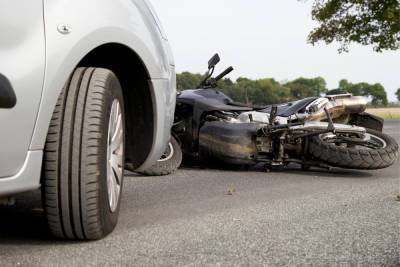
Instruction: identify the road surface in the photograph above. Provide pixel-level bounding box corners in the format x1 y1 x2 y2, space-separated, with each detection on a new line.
1 120 399 266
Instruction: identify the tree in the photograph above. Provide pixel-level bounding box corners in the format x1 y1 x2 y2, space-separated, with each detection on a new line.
176 72 389 106
327 80 388 106
308 0 400 52
285 77 328 99
396 88 400 101
364 83 388 106
176 72 204 90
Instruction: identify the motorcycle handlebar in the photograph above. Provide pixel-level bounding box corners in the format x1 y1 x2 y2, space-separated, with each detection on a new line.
215 66 234 82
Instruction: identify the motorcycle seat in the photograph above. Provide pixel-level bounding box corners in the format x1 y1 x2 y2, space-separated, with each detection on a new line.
260 97 318 117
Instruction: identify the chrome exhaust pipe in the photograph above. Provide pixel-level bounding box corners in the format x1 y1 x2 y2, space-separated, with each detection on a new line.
290 122 366 135
307 95 367 121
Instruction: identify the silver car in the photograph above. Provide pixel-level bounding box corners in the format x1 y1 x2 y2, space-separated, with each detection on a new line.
0 0 176 240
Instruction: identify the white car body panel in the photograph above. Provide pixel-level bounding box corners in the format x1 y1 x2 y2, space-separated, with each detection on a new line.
0 0 176 196
0 0 45 177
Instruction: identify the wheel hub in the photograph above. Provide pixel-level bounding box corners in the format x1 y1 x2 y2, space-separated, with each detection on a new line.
107 100 124 213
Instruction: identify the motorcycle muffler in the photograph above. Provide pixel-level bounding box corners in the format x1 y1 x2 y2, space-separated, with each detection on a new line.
306 95 367 121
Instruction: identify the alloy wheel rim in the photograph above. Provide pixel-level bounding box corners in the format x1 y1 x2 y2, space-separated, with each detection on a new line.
363 133 387 149
158 142 174 162
320 132 387 150
107 99 124 213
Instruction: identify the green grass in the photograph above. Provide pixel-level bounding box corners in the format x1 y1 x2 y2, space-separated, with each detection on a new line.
380 114 400 120
366 108 400 120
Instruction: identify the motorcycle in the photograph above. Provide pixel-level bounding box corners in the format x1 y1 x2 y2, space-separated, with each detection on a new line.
143 54 398 175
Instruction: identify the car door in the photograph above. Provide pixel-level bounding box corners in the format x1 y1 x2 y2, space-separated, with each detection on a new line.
0 0 45 177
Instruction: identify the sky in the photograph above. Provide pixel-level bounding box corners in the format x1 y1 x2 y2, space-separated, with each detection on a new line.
151 0 400 102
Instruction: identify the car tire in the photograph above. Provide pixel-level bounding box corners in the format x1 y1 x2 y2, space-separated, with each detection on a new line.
42 67 125 240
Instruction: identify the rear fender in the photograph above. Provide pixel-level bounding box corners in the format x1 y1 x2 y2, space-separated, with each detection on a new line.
349 112 384 132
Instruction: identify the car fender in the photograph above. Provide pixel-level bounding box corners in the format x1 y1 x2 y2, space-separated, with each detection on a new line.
30 0 173 150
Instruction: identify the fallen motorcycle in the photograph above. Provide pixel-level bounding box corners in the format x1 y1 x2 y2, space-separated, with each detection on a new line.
143 54 398 175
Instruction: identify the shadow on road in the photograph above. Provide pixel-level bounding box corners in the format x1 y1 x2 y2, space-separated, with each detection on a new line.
0 165 375 243
276 165 374 179
0 190 54 245
180 163 374 179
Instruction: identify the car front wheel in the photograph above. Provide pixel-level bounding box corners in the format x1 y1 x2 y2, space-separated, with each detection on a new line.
42 67 125 240
140 136 182 176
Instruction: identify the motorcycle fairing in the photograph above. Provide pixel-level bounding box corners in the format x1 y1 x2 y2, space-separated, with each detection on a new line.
199 121 260 165
176 89 252 154
177 89 252 112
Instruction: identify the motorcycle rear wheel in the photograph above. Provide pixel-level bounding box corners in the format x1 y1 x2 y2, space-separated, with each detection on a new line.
308 129 398 170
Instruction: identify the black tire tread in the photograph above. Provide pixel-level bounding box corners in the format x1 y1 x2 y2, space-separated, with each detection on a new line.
141 137 182 176
42 67 123 240
308 128 399 170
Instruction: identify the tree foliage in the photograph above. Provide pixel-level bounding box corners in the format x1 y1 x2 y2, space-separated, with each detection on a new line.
308 0 400 52
176 72 204 90
326 79 388 105
177 72 389 106
284 77 328 98
396 88 400 101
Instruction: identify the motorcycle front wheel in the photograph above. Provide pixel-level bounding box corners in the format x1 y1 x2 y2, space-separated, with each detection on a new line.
140 136 182 176
308 129 398 170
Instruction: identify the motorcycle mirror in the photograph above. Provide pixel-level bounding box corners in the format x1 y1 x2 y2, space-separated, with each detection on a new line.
208 53 220 70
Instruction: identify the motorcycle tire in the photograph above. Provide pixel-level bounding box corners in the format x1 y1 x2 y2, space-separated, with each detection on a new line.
308 128 398 170
141 136 182 176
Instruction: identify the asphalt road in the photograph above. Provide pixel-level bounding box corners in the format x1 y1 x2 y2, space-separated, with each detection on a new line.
1 121 399 266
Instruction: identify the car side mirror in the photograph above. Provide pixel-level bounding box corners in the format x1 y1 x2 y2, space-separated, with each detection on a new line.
208 53 220 70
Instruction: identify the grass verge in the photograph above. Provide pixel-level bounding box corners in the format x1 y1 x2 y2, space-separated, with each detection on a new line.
366 108 400 120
